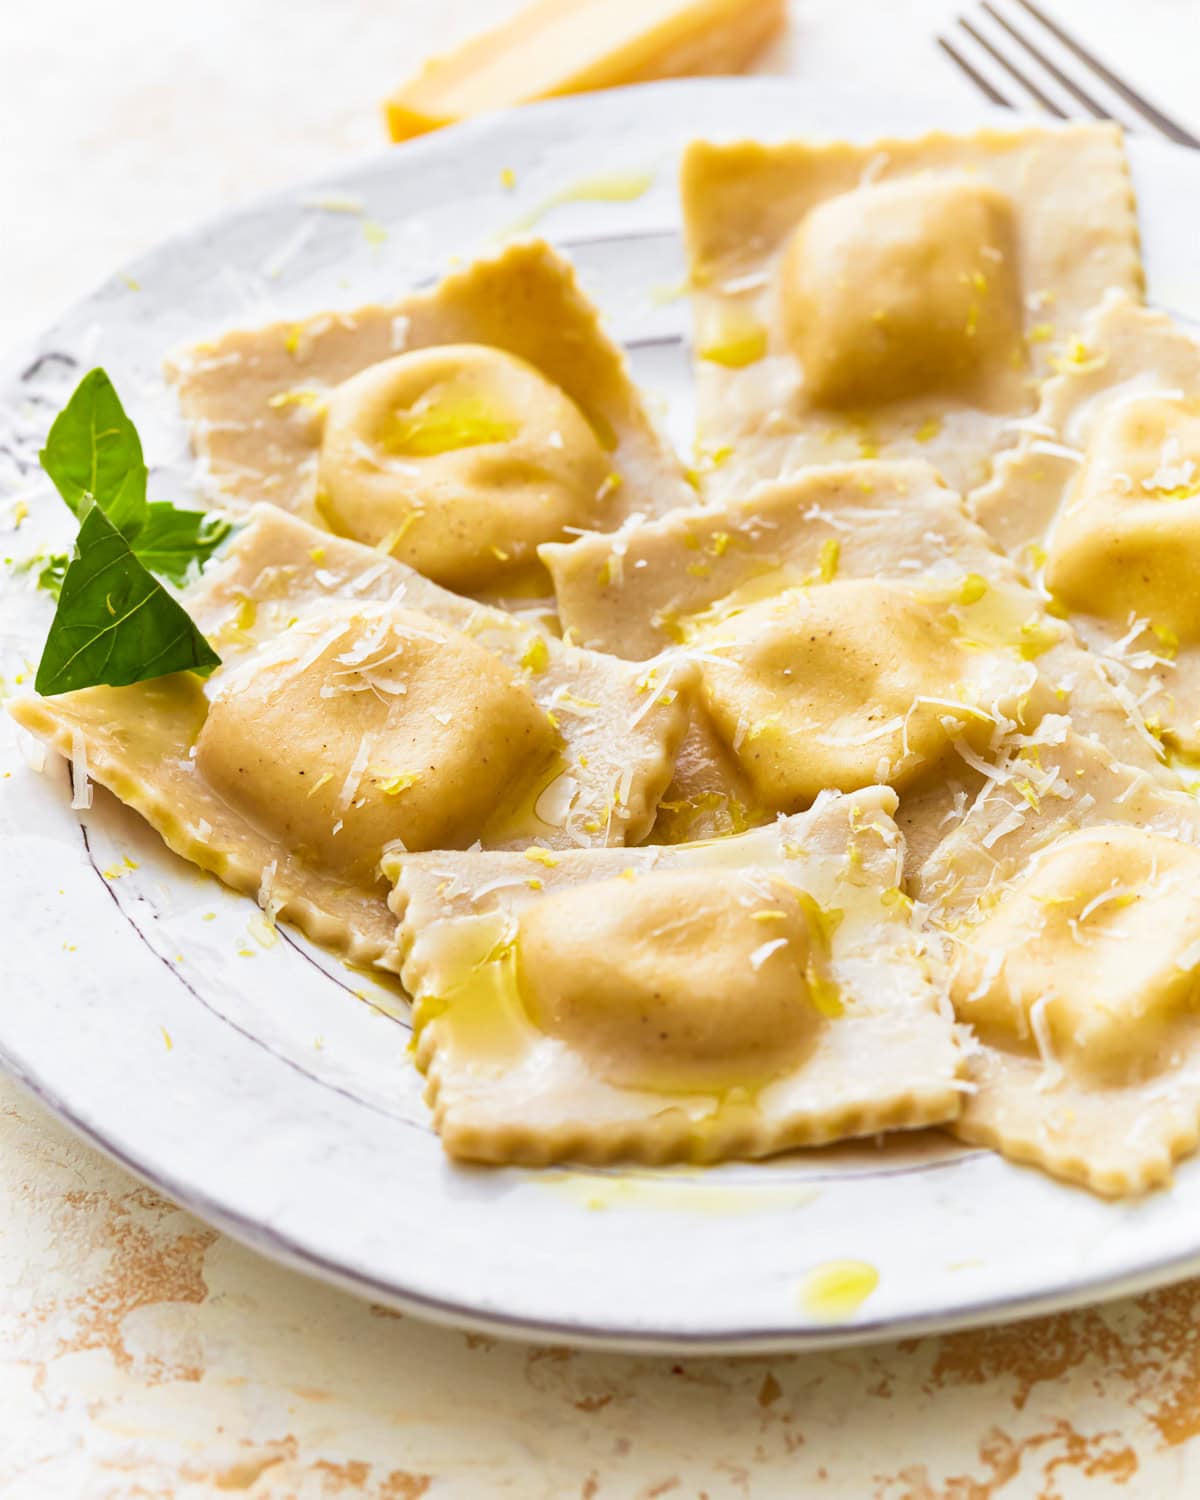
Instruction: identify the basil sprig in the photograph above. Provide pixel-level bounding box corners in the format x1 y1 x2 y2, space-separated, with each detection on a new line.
32 369 226 695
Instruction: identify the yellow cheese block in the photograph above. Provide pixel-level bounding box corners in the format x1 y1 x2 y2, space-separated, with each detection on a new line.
385 0 787 142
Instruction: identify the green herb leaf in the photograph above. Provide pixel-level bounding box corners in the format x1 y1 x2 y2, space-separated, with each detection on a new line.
37 552 70 600
11 549 71 600
39 368 147 535
29 367 228 693
133 504 232 585
35 503 220 696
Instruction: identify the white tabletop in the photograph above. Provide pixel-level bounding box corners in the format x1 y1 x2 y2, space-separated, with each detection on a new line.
5 2 1200 1495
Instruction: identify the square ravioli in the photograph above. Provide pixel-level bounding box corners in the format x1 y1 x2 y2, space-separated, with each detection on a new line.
542 460 1168 854
680 124 1142 498
920 723 1200 1196
385 787 964 1165
167 239 693 598
972 288 1200 756
8 506 690 967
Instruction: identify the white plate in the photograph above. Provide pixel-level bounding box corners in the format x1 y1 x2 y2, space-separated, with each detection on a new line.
4 79 1200 1354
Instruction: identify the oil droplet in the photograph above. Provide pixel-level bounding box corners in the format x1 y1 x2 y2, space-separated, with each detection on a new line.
383 392 517 457
499 169 655 236
649 276 690 307
541 1170 820 1216
797 1259 879 1322
553 170 656 205
698 317 768 368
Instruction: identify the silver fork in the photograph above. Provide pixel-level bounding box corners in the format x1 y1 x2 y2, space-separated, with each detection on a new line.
938 0 1200 147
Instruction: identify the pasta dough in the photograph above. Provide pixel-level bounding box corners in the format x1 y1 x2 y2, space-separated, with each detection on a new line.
779 175 1023 409
195 603 559 880
542 460 1168 853
681 124 1142 498
690 578 1030 809
317 345 614 592
167 240 692 596
16 124 1189 1200
920 723 1200 1195
8 506 691 965
972 289 1200 755
385 787 964 1164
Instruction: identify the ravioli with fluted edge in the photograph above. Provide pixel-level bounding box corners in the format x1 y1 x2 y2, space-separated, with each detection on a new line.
166 239 692 597
542 460 1167 854
972 288 1200 756
384 787 963 1165
14 122 1191 1203
681 124 1142 499
8 505 692 966
920 721 1200 1195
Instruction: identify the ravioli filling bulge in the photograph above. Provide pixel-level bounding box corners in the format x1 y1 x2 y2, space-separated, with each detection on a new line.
680 125 1142 499
318 344 612 592
1046 395 1200 643
386 791 963 1164
779 174 1024 409
688 578 1034 809
514 869 831 1092
196 600 559 880
952 827 1200 1080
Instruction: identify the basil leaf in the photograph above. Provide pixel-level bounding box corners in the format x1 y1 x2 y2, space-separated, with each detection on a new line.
35 503 220 695
133 504 232 585
37 552 70 600
31 367 225 694
10 549 70 600
39 368 148 536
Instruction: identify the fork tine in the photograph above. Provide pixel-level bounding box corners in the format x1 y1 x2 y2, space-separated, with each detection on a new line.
981 2 1111 121
1011 0 1200 147
957 18 1068 117
937 35 1015 108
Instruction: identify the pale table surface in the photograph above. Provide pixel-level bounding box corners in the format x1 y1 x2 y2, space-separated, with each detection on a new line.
5 2 1200 1495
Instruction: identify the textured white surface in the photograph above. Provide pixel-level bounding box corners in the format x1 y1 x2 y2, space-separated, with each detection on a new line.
6 1 1200 1494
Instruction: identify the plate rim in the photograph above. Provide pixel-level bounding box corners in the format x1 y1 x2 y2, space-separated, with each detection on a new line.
10 1050 1200 1355
5 75 1200 1353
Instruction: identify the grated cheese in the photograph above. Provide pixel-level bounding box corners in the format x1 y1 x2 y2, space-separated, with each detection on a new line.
16 729 46 774
1029 994 1065 1091
1078 884 1137 923
951 737 1009 782
1028 439 1084 463
815 715 905 749
260 221 316 281
748 937 789 971
981 804 1026 848
337 733 375 813
1142 434 1196 495
534 773 579 828
69 731 92 811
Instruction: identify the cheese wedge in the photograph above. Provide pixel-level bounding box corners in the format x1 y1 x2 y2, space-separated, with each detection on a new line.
384 0 786 142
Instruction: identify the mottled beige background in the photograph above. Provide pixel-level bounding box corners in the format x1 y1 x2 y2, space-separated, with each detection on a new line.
5 2 1200 1495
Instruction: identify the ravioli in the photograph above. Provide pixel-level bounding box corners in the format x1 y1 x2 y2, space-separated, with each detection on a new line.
384 787 963 1164
691 578 1027 810
195 603 558 881
972 289 1200 755
920 723 1200 1195
681 124 1142 498
542 460 1168 854
167 239 692 596
8 506 691 966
